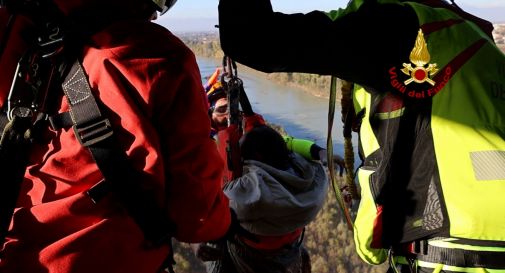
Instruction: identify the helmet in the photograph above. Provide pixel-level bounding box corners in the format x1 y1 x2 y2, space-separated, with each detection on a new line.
204 68 221 92
152 0 177 15
207 81 227 107
204 68 227 106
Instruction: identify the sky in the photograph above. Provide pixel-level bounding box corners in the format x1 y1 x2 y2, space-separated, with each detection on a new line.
156 0 505 32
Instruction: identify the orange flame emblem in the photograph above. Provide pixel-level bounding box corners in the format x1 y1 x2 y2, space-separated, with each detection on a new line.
401 29 438 86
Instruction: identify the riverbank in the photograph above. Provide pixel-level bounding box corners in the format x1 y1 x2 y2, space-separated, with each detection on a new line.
236 63 335 100
180 33 336 100
198 54 335 100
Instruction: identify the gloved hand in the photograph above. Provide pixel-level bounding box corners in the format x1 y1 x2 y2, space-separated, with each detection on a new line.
318 150 345 176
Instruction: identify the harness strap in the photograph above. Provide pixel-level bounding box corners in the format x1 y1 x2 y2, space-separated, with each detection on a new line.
47 112 73 131
61 62 113 146
420 245 505 269
62 60 175 247
397 240 505 269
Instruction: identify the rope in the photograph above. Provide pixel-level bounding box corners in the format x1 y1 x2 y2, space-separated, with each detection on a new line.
327 76 353 230
340 80 360 200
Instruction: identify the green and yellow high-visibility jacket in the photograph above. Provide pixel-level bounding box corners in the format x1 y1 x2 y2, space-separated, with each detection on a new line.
338 1 505 270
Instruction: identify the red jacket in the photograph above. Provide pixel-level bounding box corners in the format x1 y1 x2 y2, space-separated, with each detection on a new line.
0 9 230 273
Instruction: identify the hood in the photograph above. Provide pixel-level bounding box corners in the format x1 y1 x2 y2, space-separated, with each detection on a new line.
224 153 329 235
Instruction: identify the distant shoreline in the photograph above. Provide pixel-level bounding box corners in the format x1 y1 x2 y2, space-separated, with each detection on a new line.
179 34 334 100
236 63 333 100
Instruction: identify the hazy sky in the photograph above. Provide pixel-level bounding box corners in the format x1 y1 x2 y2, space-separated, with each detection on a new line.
157 0 505 32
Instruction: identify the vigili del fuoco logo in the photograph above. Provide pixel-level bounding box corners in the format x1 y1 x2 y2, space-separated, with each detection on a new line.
389 29 452 99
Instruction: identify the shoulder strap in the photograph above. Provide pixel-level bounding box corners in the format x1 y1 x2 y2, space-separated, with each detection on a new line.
61 60 175 247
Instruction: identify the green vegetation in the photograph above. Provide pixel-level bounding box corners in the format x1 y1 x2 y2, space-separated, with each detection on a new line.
181 32 224 59
265 72 332 99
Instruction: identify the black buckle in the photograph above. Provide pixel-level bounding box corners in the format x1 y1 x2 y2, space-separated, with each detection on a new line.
73 118 113 146
413 240 428 255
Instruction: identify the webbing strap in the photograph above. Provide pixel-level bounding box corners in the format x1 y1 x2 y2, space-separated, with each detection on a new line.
62 61 174 246
396 240 505 270
416 243 505 269
327 76 353 230
47 112 73 131
62 62 113 147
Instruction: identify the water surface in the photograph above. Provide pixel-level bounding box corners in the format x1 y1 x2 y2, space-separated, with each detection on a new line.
198 57 351 156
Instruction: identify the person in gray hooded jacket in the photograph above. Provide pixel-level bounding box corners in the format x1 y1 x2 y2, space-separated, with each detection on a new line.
211 125 328 273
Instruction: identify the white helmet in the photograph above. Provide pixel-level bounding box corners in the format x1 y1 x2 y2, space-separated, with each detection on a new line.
152 0 177 15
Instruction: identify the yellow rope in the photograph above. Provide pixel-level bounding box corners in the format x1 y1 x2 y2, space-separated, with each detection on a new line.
340 80 360 200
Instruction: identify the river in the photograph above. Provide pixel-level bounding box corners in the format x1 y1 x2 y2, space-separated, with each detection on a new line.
197 57 350 156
